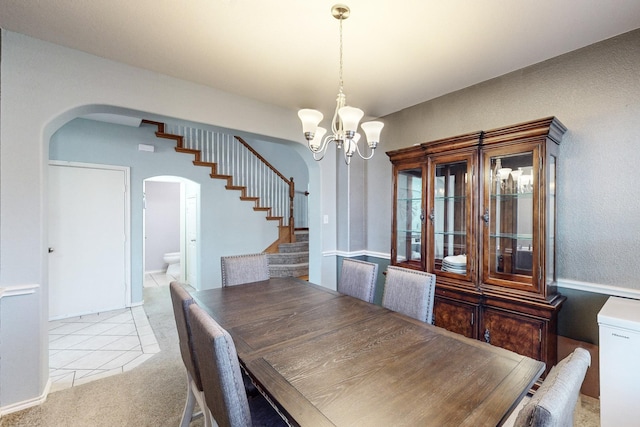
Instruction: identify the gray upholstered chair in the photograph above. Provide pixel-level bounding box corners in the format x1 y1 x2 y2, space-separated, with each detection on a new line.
381 266 436 323
188 304 287 427
512 348 591 427
338 258 379 303
221 253 270 287
169 281 213 427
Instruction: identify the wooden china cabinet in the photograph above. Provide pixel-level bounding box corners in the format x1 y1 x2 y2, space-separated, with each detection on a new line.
387 117 566 375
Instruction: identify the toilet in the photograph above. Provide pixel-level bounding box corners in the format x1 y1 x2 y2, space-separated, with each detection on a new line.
163 252 181 277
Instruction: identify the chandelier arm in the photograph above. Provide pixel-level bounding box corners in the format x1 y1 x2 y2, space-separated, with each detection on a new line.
331 104 340 137
313 150 328 161
354 142 376 160
308 134 334 155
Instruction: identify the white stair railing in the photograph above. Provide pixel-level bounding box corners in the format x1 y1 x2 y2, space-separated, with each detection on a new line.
167 124 299 229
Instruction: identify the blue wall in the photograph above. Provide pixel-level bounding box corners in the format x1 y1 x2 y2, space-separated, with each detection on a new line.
50 118 308 302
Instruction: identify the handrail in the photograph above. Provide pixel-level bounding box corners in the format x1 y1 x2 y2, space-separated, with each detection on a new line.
235 136 295 239
234 136 291 185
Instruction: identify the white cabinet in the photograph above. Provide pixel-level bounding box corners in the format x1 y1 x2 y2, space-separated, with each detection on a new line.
598 296 640 427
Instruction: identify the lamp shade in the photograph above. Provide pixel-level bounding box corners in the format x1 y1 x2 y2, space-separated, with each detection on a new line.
361 121 384 147
338 106 364 134
298 109 324 136
310 127 327 150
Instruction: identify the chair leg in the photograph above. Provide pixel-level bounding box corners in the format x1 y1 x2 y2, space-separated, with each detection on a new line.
193 386 214 427
180 373 197 427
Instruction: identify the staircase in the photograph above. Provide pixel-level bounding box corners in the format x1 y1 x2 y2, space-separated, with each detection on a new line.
141 119 309 278
141 119 299 245
268 229 309 279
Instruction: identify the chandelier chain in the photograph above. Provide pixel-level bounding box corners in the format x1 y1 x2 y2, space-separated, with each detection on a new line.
339 15 344 93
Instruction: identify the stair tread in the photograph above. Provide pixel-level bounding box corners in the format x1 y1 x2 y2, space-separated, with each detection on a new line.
267 251 309 256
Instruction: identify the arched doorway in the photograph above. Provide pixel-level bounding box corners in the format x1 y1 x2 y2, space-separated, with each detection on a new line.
143 176 200 289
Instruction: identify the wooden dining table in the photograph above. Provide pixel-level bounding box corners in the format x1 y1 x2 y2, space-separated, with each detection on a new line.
192 277 544 426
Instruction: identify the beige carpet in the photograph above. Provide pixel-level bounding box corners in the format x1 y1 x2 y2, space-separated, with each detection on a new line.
0 285 601 426
1 286 205 427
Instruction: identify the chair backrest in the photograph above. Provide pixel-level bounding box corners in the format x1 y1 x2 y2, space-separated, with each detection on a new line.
169 281 202 391
189 303 252 427
382 266 436 323
338 258 379 303
221 253 270 287
514 348 591 427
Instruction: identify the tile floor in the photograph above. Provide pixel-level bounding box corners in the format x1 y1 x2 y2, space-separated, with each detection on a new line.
144 270 178 288
48 273 171 392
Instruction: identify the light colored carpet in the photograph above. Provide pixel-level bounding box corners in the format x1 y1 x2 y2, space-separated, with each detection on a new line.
0 286 601 426
1 286 205 427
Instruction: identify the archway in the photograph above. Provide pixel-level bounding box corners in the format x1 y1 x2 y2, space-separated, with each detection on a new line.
143 176 201 290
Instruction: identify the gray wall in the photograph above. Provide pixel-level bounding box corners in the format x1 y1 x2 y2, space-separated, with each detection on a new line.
144 181 180 272
364 29 640 344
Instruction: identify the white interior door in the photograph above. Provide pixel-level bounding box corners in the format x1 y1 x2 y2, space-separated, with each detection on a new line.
48 163 129 319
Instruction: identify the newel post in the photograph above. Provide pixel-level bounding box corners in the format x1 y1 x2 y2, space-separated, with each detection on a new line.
289 177 295 242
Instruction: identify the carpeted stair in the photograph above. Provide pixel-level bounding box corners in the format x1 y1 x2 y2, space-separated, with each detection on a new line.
267 230 308 279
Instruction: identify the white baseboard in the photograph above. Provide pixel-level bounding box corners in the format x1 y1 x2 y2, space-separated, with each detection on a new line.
0 378 51 416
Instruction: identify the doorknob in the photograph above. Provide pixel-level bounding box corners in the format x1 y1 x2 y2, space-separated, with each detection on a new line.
48 247 55 253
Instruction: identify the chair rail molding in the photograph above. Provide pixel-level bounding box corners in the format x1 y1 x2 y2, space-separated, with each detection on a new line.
0 284 39 299
557 279 640 299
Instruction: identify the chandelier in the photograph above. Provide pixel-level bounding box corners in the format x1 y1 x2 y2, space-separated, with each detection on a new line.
298 4 384 165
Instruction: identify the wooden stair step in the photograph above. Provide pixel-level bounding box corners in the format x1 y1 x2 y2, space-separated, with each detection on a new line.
141 119 165 133
156 132 184 143
193 160 215 167
175 147 200 161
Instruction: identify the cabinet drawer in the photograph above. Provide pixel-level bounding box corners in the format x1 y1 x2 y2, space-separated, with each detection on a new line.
481 308 543 360
434 296 477 339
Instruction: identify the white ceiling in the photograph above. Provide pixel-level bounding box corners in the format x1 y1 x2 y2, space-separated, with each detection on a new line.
2 0 639 119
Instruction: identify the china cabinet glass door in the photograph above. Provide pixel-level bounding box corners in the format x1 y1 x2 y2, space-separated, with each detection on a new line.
483 145 540 291
394 165 425 268
429 153 474 280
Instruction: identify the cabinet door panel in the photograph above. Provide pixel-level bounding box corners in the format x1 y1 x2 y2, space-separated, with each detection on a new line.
392 163 425 269
434 297 477 338
482 145 542 293
429 151 476 282
482 308 542 360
